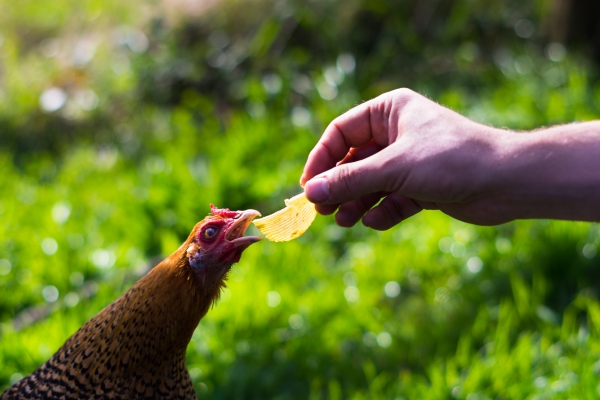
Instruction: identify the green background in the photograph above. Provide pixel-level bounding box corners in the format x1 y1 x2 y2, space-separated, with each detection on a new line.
1 0 600 398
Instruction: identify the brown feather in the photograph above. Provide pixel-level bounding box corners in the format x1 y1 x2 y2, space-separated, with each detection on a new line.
2 210 260 400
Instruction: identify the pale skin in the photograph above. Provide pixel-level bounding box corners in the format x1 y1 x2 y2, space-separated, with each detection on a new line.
300 88 600 230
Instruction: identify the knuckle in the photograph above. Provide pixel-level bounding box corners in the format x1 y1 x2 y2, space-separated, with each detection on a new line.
394 87 414 98
382 88 418 119
390 88 416 104
327 117 342 133
378 155 403 193
386 196 406 221
318 140 337 162
334 164 355 198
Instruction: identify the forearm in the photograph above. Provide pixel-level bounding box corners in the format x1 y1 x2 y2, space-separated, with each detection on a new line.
490 121 600 222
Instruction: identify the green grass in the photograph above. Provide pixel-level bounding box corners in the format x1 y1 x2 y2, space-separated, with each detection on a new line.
1 0 600 398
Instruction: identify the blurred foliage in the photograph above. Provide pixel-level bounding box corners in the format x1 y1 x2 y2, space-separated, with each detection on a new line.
1 0 600 398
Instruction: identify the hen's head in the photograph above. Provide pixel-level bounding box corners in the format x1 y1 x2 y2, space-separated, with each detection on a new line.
184 205 261 287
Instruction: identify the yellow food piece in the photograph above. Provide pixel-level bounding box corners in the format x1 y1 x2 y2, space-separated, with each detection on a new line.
253 192 317 242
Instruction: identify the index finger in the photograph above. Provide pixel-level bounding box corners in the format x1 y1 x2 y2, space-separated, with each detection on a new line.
300 96 390 185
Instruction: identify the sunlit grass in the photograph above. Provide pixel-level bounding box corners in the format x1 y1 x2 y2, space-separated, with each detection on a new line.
1 0 600 398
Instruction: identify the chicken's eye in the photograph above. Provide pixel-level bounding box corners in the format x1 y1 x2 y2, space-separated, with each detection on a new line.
202 226 219 240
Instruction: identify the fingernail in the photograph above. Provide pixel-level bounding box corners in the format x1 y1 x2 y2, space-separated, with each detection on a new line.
305 177 330 203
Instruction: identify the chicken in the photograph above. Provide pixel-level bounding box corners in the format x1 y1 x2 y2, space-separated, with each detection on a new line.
1 205 261 400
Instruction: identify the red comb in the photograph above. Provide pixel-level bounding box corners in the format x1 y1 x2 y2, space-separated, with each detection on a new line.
210 204 239 218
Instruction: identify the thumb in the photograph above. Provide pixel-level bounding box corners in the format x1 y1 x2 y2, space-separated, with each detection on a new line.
304 151 396 205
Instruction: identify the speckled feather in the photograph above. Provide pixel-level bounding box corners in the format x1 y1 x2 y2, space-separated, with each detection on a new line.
1 212 250 400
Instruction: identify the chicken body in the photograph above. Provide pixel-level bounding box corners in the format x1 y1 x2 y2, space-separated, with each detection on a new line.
2 207 261 400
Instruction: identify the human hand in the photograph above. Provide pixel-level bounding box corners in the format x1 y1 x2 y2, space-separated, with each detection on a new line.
300 88 513 229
